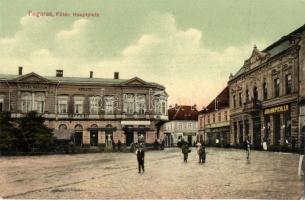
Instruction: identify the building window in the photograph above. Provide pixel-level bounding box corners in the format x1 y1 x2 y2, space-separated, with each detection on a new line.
123 94 135 114
58 96 68 114
199 116 203 128
233 95 236 108
135 94 146 114
90 96 101 114
218 112 221 122
74 96 84 114
21 92 32 113
238 93 242 107
245 89 249 102
178 122 182 131
162 102 166 115
188 122 192 129
0 95 4 112
274 78 280 97
58 124 68 130
253 86 258 101
34 93 45 113
263 82 268 100
285 74 292 95
212 114 215 123
224 111 228 121
207 115 210 124
105 96 114 115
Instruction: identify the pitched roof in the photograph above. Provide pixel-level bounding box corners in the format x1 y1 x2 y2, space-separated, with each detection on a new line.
201 86 229 113
168 105 198 121
230 23 305 81
0 72 164 88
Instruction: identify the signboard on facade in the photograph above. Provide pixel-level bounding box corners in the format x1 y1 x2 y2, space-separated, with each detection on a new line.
183 132 196 136
121 120 151 125
264 104 289 115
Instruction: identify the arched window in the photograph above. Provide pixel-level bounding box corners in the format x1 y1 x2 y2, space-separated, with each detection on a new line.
58 124 68 130
21 92 32 113
75 124 83 132
253 86 258 101
91 124 99 129
263 81 268 100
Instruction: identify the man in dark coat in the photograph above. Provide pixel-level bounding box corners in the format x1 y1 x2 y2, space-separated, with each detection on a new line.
199 145 206 163
181 141 190 162
136 146 145 173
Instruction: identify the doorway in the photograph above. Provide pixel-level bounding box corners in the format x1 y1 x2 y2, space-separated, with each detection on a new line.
253 116 261 149
90 124 99 146
273 114 281 146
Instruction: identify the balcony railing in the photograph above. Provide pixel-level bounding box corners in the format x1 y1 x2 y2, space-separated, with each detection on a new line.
243 98 261 113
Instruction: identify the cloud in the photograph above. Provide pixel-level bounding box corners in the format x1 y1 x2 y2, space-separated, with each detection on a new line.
0 13 266 108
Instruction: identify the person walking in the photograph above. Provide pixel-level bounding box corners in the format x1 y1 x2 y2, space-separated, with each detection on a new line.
246 138 251 160
199 145 206 164
181 140 190 162
117 139 122 152
136 145 145 173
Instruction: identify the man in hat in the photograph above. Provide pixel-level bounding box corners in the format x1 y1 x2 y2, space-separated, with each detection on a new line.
136 145 145 173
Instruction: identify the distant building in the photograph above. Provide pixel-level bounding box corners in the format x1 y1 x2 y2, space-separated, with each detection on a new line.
228 24 305 151
162 105 198 147
0 67 168 148
198 87 230 147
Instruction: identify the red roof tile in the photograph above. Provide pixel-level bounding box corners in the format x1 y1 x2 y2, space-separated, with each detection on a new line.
168 105 198 120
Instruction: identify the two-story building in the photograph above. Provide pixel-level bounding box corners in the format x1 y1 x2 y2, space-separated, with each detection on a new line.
0 67 168 148
197 87 230 147
163 105 198 147
228 24 305 151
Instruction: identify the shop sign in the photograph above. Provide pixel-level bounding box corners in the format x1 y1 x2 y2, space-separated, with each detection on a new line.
121 120 151 125
264 104 289 115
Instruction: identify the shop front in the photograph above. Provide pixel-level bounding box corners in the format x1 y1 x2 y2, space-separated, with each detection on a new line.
263 104 291 149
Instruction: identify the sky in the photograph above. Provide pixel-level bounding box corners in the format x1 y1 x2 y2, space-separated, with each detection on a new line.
0 0 305 109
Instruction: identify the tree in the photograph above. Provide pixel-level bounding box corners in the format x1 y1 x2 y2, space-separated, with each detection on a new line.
18 111 55 153
0 112 18 153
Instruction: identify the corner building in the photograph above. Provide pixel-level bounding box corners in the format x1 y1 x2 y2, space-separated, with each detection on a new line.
0 68 168 148
228 25 305 151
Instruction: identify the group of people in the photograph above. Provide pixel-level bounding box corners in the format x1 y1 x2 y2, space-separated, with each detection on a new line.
180 139 206 164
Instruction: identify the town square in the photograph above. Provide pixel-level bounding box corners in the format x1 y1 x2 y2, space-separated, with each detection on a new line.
1 0 305 199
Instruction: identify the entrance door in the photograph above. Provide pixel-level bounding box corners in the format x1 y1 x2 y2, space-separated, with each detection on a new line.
125 127 134 146
273 114 281 146
90 130 98 146
253 116 261 149
187 135 192 146
239 121 244 146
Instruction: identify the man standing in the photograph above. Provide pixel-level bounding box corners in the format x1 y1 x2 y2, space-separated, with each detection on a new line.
136 145 145 173
181 140 190 162
246 138 251 160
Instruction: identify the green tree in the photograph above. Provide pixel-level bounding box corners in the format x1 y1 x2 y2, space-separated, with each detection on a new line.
18 111 55 153
0 112 17 153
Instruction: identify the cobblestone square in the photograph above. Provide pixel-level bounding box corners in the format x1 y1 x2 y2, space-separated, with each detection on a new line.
0 148 303 199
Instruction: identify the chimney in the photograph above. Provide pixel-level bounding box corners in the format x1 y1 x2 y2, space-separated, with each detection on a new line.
56 70 63 77
18 66 23 75
114 72 119 79
90 71 93 78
